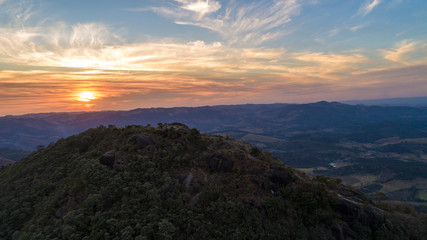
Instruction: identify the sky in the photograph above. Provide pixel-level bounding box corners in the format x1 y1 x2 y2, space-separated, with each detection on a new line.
0 0 427 115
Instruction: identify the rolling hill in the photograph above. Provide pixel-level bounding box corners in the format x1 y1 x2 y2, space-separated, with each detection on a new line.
1 124 426 239
1 102 427 211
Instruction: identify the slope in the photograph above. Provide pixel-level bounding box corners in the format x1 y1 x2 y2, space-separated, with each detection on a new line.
0 124 426 239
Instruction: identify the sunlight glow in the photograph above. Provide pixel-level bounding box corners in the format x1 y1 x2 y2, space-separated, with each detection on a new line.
77 91 96 102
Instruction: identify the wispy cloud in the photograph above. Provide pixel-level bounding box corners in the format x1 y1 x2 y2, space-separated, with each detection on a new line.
290 52 368 79
340 65 427 100
0 20 287 73
0 7 378 115
328 28 340 37
174 0 221 17
382 40 427 65
152 0 304 46
349 24 367 32
358 0 381 16
1 0 426 115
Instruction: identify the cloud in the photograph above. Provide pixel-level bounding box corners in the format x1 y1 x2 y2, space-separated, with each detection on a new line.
0 2 296 76
2 0 427 115
0 6 373 85
69 23 120 48
349 24 367 32
328 28 340 37
382 40 427 65
0 6 376 115
174 0 221 17
358 0 381 16
0 16 291 74
339 65 427 100
0 0 36 26
152 0 304 46
289 52 368 79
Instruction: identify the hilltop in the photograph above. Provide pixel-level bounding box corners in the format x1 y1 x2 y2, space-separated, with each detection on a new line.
0 124 426 239
1 102 427 211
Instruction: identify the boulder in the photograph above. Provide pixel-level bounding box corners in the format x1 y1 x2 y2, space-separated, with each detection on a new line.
269 164 294 187
99 151 115 167
207 152 235 172
129 134 153 147
129 134 153 148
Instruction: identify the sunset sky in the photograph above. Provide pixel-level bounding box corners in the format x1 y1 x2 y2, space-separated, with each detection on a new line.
1 0 427 115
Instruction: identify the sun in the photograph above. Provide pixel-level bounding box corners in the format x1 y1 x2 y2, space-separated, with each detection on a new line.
77 91 96 102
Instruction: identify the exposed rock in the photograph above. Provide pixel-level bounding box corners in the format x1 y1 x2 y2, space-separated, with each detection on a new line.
233 150 245 161
184 172 193 188
99 151 115 167
146 144 157 151
129 134 153 148
337 185 372 204
332 224 365 240
269 164 294 187
207 152 235 172
359 206 384 227
217 141 234 150
335 196 361 223
171 124 190 137
331 224 341 240
248 167 264 175
335 195 385 233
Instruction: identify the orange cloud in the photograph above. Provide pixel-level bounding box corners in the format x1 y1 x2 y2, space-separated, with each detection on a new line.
382 40 427 65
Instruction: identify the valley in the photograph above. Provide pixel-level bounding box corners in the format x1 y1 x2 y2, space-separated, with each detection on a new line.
1 101 427 211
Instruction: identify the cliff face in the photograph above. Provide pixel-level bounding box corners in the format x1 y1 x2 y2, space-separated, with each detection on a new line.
0 124 425 239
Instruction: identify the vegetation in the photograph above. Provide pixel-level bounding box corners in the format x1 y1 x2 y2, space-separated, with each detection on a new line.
2 102 427 211
1 124 426 239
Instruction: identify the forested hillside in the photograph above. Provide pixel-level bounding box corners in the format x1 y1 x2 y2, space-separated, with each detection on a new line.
1 124 426 239
2 102 427 210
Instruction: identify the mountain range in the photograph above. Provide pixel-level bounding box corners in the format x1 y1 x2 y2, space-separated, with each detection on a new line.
1 101 427 211
2 101 427 151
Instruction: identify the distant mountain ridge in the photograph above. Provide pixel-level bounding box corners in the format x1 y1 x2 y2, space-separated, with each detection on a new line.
343 96 427 107
2 101 427 151
2 101 427 212
0 156 14 166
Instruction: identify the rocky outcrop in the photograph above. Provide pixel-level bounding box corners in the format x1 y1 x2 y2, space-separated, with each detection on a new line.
129 134 153 148
99 151 116 167
269 164 294 187
207 152 235 172
335 196 361 223
332 224 365 240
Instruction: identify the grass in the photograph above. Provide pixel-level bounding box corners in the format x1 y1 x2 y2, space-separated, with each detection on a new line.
297 166 327 175
345 174 378 187
417 190 427 201
381 178 427 193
